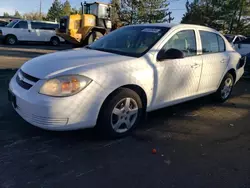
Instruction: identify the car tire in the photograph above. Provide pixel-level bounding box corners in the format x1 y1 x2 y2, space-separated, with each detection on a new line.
214 73 234 103
97 88 143 138
87 31 103 45
50 37 60 46
5 35 17 45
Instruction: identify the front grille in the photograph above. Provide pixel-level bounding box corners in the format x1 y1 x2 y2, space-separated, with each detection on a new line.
20 70 39 82
16 70 39 90
16 76 32 89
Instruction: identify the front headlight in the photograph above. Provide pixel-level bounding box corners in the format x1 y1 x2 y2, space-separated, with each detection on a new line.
39 75 92 97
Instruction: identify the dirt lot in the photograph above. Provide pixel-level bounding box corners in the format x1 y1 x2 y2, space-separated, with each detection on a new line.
0 44 72 69
0 44 250 188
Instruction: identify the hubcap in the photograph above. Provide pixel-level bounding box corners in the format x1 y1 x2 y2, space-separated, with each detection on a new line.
111 98 138 133
52 40 58 45
221 78 233 99
9 38 15 44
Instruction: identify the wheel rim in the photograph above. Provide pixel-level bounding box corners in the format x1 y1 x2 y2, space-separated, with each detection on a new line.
221 77 233 99
9 38 15 44
111 98 138 134
52 40 58 46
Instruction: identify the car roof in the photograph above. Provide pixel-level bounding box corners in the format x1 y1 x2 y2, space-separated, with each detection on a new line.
225 34 245 37
16 19 58 24
128 23 218 32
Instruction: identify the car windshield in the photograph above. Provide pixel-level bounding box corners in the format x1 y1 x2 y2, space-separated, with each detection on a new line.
224 35 234 42
6 20 19 28
88 26 169 57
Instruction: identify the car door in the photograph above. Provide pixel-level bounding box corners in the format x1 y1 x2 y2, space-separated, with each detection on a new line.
45 23 59 42
155 29 203 105
30 22 46 42
13 21 29 41
198 31 229 93
38 23 56 42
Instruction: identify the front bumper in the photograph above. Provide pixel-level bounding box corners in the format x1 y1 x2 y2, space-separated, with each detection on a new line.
9 72 107 131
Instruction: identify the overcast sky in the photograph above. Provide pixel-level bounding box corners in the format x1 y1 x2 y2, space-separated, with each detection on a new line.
0 0 189 23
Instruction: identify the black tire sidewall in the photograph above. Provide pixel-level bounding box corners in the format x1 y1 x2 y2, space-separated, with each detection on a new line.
6 36 17 45
87 31 103 45
97 88 143 138
51 37 60 46
214 73 234 102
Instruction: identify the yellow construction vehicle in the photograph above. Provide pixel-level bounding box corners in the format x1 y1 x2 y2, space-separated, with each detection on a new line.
57 1 112 46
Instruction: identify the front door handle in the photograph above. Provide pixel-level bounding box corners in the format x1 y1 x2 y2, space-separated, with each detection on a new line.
191 63 201 69
221 59 227 63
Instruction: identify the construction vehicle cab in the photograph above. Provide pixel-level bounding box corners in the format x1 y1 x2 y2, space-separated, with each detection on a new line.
57 1 112 46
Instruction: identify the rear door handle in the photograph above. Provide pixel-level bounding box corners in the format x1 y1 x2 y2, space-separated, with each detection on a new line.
191 63 201 69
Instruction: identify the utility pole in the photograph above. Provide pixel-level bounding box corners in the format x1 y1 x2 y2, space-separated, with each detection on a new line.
39 0 42 19
167 12 174 23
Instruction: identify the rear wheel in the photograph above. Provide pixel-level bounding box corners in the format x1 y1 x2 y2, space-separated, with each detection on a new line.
5 35 17 45
214 73 234 102
50 37 60 46
87 31 103 45
97 88 143 138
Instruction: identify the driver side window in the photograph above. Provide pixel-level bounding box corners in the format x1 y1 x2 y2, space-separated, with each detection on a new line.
162 30 197 57
14 21 28 29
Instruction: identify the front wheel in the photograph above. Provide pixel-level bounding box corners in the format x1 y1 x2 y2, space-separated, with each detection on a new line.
214 73 234 102
97 88 143 138
5 35 17 45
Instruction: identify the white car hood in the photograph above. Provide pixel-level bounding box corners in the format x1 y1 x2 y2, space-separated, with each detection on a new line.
21 48 133 79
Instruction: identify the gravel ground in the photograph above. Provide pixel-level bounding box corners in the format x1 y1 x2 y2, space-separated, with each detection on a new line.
0 68 249 188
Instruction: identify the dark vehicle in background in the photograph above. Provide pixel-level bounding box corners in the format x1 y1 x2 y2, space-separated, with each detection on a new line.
0 21 8 27
235 37 250 55
224 34 246 45
244 53 250 78
234 38 250 78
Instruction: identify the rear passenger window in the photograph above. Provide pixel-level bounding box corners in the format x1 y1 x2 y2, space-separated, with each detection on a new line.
31 22 58 30
162 30 197 57
217 35 225 52
200 31 219 54
14 21 28 29
200 31 226 53
31 22 43 29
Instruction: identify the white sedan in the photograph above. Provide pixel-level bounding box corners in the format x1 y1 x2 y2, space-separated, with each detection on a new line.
9 23 245 137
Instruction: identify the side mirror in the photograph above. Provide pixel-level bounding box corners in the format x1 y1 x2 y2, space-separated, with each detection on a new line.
157 48 184 61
